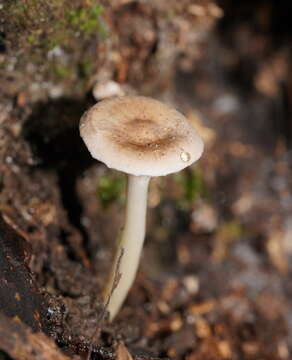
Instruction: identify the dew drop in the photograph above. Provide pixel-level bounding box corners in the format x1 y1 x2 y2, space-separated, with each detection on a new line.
180 151 191 162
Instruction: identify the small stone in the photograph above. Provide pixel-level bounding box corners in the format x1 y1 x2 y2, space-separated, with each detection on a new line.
182 275 199 295
93 80 125 100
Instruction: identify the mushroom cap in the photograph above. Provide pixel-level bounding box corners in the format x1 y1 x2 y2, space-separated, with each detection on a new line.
80 96 204 176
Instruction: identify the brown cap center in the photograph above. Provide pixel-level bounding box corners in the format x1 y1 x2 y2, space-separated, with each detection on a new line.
108 118 179 153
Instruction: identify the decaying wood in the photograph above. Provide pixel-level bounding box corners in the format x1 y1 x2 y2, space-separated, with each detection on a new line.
0 313 74 360
116 342 134 360
0 214 47 331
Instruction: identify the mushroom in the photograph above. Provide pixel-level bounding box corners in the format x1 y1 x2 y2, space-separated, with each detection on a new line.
80 96 204 320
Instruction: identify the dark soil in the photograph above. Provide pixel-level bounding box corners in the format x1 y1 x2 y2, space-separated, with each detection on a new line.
0 0 292 359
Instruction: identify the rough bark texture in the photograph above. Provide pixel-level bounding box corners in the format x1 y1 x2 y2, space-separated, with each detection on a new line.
0 215 47 332
0 0 292 359
0 313 72 360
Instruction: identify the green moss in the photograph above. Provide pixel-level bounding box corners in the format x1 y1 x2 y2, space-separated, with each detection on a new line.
67 3 108 38
52 63 71 79
27 34 37 44
78 60 93 79
166 8 177 20
97 175 126 208
218 221 243 240
2 0 110 91
174 168 207 208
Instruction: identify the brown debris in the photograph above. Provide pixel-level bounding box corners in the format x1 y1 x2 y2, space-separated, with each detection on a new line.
116 342 134 360
0 313 73 360
1 0 292 359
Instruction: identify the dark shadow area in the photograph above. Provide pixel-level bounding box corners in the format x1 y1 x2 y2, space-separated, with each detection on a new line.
0 351 12 360
0 32 6 53
218 0 292 46
174 58 287 152
176 0 292 150
217 0 292 149
22 95 98 260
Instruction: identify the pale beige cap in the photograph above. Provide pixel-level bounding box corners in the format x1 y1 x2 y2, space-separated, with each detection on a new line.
80 96 204 176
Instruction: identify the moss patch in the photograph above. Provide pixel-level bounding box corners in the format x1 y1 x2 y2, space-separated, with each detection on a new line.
97 174 126 208
67 4 107 38
1 0 109 94
3 0 107 50
174 168 207 208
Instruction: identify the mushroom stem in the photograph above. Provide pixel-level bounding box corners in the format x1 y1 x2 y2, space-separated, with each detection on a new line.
103 174 150 320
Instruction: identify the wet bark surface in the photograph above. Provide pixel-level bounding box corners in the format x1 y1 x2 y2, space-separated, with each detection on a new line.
0 313 72 360
0 0 292 359
0 215 47 332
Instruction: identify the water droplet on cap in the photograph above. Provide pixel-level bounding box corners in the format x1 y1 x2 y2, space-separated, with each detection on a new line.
180 151 191 162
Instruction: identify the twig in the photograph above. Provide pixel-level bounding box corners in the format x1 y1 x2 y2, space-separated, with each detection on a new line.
86 248 124 360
